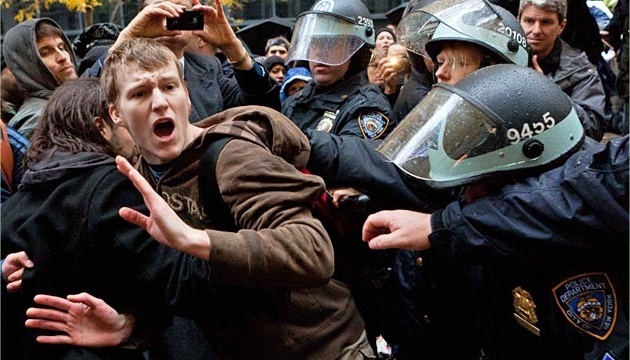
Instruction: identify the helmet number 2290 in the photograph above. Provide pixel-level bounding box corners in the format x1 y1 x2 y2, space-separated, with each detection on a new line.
506 112 556 144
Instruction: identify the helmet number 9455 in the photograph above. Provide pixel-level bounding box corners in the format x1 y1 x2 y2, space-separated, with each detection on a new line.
506 112 555 144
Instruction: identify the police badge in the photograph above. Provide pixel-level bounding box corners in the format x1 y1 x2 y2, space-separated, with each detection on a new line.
316 110 337 133
513 286 540 336
553 272 617 340
312 0 335 12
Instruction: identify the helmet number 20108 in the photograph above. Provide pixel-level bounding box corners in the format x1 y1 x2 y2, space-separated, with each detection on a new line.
496 23 528 49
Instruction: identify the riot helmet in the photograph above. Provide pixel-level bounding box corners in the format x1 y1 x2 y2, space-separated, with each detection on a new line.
401 0 438 19
286 0 375 66
377 64 584 188
397 0 530 66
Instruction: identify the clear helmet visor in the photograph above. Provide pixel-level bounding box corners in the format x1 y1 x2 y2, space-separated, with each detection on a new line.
397 0 528 64
397 10 440 57
377 87 509 186
287 13 369 66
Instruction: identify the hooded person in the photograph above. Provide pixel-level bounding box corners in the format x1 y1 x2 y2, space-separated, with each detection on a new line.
263 55 288 84
375 27 397 52
3 18 78 139
279 66 312 102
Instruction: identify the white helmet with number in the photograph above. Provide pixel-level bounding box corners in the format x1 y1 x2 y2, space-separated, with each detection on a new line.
377 64 584 188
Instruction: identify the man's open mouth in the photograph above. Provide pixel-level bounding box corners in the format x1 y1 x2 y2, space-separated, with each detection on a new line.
154 119 175 138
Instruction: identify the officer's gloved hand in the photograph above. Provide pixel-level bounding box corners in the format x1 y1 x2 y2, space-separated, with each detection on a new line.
326 187 372 213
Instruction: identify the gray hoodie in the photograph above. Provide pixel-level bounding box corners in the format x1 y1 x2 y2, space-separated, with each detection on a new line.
3 18 76 138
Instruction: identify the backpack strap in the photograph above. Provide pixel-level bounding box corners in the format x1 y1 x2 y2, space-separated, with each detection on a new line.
199 135 238 232
1 121 14 192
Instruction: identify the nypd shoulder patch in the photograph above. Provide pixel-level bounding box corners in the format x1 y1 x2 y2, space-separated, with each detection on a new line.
552 272 617 340
357 111 389 139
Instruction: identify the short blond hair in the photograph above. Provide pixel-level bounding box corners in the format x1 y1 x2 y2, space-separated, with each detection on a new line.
101 38 183 106
438 42 484 72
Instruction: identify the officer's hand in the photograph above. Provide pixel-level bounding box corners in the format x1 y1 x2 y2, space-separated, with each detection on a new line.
2 251 33 292
329 187 363 208
362 210 432 250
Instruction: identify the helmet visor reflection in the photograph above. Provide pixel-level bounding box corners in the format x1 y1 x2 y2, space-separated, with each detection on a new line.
377 87 502 184
398 11 440 57
287 13 368 66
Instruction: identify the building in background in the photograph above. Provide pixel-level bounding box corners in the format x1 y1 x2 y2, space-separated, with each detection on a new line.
1 0 407 42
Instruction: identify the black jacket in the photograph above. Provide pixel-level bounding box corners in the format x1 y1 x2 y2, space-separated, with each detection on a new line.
305 123 458 359
1 152 212 359
392 68 433 121
306 132 450 212
539 39 607 141
183 52 281 122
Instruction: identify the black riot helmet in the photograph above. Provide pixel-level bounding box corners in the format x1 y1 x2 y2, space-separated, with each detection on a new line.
377 64 585 188
398 0 530 66
286 0 375 66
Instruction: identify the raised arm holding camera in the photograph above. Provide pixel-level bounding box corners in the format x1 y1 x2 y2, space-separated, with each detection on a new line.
94 0 280 122
114 0 253 71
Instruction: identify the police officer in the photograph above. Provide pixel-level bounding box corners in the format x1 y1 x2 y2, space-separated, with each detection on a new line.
397 0 530 70
307 0 532 207
303 4 535 356
368 64 629 359
282 0 397 140
280 1 399 351
390 0 530 120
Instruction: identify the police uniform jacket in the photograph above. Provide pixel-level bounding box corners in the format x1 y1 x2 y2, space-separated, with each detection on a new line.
306 131 451 212
304 108 465 359
282 71 397 139
428 137 629 359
